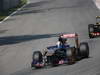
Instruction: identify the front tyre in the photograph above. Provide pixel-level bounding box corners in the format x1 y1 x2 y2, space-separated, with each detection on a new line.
31 51 43 68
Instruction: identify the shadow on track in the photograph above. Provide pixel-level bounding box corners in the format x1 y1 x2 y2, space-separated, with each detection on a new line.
0 34 58 46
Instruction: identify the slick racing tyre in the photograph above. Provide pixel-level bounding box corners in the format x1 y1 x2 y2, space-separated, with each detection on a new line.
79 42 89 58
31 51 43 68
66 47 76 64
88 24 94 38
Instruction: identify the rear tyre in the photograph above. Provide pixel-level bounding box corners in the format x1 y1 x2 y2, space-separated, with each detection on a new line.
31 51 43 68
88 24 94 38
66 47 76 65
79 42 89 58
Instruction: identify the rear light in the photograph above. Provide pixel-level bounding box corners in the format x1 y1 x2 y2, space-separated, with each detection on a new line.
91 33 95 35
91 32 100 36
97 32 100 35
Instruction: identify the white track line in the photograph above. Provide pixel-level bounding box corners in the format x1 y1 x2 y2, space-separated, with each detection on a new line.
0 2 29 24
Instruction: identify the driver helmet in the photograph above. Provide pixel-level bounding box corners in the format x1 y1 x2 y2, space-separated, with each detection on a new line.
58 34 67 44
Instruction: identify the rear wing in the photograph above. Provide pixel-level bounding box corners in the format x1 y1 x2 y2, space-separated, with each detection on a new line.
61 33 78 38
61 33 79 48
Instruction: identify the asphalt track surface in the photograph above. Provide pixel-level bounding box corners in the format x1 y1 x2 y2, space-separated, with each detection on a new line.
0 0 100 75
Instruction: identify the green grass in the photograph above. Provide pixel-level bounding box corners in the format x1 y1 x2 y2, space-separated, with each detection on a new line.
0 0 27 21
19 0 27 7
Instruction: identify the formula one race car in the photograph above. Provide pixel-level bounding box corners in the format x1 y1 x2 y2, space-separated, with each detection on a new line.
88 16 100 38
31 33 89 69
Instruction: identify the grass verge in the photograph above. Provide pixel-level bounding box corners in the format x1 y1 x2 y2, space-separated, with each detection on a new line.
0 0 27 21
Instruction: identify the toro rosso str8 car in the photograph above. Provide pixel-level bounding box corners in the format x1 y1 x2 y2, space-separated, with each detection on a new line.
31 33 89 69
88 16 100 38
